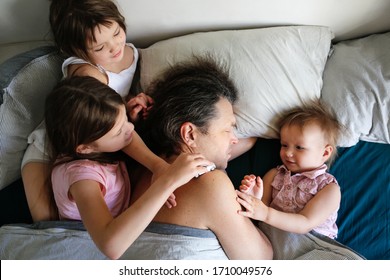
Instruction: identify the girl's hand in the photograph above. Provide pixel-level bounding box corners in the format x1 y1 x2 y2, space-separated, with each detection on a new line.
150 159 175 208
163 153 215 190
153 153 214 209
126 92 154 123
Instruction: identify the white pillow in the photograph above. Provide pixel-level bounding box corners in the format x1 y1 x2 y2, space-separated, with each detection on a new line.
139 26 333 138
0 47 63 190
321 32 390 147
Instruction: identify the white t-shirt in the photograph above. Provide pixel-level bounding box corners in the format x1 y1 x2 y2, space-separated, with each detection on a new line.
62 43 139 98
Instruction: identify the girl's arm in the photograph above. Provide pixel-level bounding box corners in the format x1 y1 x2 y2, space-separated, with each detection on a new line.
237 182 340 234
22 162 58 221
67 63 108 84
122 130 181 208
70 153 213 259
121 130 168 174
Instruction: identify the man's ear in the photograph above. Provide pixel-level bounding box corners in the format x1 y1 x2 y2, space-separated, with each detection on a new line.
76 144 95 154
180 122 197 146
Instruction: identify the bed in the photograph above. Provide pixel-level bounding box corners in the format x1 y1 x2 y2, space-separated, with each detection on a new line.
0 0 389 260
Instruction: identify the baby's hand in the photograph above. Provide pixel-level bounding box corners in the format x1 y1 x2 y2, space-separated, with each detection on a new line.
239 174 263 199
126 92 154 123
236 190 268 221
240 174 256 192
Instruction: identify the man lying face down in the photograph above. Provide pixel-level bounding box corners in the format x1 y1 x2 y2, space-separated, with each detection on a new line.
131 56 273 260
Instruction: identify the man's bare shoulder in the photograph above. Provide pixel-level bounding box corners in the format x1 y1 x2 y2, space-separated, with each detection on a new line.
196 169 233 184
189 169 244 228
193 169 237 197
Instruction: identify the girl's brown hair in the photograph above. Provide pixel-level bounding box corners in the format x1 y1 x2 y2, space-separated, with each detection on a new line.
49 0 126 61
45 76 126 165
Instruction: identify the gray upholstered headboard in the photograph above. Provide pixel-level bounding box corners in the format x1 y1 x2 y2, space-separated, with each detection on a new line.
1 0 390 63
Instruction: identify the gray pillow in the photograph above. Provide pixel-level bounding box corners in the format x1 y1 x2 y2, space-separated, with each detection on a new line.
0 46 63 190
139 26 333 139
321 32 390 147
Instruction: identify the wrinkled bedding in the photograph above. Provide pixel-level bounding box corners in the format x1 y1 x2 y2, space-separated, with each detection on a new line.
0 220 363 260
258 223 364 260
0 221 227 260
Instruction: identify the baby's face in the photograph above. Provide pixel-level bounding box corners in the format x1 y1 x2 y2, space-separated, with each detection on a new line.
279 123 330 173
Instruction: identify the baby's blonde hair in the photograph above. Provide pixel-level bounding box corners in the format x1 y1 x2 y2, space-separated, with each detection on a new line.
277 100 342 166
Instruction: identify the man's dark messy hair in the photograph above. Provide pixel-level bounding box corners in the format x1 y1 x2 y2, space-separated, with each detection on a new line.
139 56 238 157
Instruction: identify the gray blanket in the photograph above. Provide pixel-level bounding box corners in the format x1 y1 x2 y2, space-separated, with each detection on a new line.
0 221 227 260
0 221 364 260
257 222 364 260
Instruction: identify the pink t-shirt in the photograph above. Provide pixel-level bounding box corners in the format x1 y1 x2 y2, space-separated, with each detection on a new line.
52 159 131 220
270 164 339 239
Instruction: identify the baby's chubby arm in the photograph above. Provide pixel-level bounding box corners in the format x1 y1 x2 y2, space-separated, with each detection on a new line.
237 167 341 234
236 169 276 221
236 189 269 222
